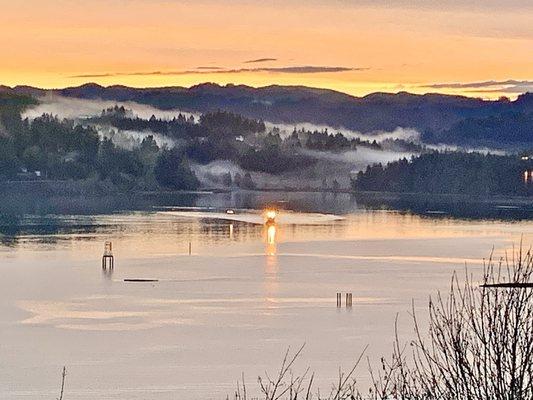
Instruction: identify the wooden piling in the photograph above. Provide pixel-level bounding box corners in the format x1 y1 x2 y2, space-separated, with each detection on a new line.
102 241 114 269
188 241 192 255
346 293 352 307
102 255 114 269
336 292 341 307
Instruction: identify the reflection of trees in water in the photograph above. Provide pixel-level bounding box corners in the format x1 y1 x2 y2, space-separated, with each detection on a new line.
0 214 105 248
199 219 262 243
354 192 533 220
0 234 19 247
0 191 200 248
0 214 24 247
0 191 199 217
225 191 359 215
0 205 344 249
1 190 528 251
224 191 531 220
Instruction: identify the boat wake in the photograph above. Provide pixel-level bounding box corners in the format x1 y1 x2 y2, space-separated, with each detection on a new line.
159 209 343 225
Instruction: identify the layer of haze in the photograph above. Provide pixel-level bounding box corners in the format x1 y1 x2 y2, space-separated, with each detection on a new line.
0 0 532 98
21 95 419 188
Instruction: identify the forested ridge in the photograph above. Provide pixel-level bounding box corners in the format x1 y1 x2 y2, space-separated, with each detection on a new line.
4 83 532 149
0 94 380 190
1 91 531 196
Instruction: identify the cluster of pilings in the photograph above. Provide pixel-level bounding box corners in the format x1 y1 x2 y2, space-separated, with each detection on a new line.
336 292 353 308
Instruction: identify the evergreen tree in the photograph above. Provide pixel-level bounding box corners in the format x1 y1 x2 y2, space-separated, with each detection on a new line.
154 149 199 190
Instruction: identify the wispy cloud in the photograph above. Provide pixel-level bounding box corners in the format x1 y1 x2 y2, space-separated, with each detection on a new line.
243 58 278 64
422 79 533 94
259 66 359 73
71 71 186 78
70 65 362 79
196 66 224 70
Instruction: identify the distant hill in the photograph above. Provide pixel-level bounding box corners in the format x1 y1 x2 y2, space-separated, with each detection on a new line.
3 83 533 148
431 110 533 147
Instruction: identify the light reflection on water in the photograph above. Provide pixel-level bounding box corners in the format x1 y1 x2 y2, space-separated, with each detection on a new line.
0 192 531 400
1 209 529 259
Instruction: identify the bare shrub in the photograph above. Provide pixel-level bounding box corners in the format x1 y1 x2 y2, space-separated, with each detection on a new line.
232 246 533 400
364 246 533 400
57 366 66 400
232 344 367 400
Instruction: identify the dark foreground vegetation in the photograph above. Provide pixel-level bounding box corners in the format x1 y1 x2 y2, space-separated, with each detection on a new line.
231 246 533 399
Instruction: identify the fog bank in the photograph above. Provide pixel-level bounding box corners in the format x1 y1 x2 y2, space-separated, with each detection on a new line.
95 126 177 151
22 95 200 121
265 121 421 142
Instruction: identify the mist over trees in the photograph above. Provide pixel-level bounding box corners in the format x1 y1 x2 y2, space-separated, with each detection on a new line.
11 83 532 149
1 91 532 197
0 93 200 190
90 106 400 176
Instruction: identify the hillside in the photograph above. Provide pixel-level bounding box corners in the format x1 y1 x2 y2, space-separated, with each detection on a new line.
2 83 533 148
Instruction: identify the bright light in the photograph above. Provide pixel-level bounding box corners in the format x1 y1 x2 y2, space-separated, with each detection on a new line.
265 210 277 220
267 225 276 245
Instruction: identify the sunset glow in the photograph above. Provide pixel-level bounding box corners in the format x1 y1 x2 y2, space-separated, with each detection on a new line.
1 2 532 398
1 0 532 98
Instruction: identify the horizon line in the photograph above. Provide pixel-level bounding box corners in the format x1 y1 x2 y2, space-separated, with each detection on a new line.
3 81 531 101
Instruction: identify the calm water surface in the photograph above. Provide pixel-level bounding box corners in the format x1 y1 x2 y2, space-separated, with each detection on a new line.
0 192 531 399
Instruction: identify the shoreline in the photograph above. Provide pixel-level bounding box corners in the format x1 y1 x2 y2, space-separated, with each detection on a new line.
1 180 531 205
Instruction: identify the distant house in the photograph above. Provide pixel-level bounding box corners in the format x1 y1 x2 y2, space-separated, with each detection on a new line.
16 168 43 180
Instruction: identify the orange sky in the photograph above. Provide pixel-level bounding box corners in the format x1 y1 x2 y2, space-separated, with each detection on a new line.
1 0 532 98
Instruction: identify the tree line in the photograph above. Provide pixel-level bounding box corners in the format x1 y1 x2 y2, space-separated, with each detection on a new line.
0 94 198 190
353 151 533 196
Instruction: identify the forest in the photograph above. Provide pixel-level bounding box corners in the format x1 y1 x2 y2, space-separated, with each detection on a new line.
0 93 392 190
1 91 531 196
353 152 533 196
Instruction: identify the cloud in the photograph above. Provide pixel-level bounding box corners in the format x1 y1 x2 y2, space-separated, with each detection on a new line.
71 71 188 78
243 58 278 64
291 0 533 12
260 66 358 73
70 65 361 78
196 66 225 70
422 79 533 94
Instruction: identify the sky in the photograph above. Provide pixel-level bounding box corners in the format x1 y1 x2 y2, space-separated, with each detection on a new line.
1 0 532 98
